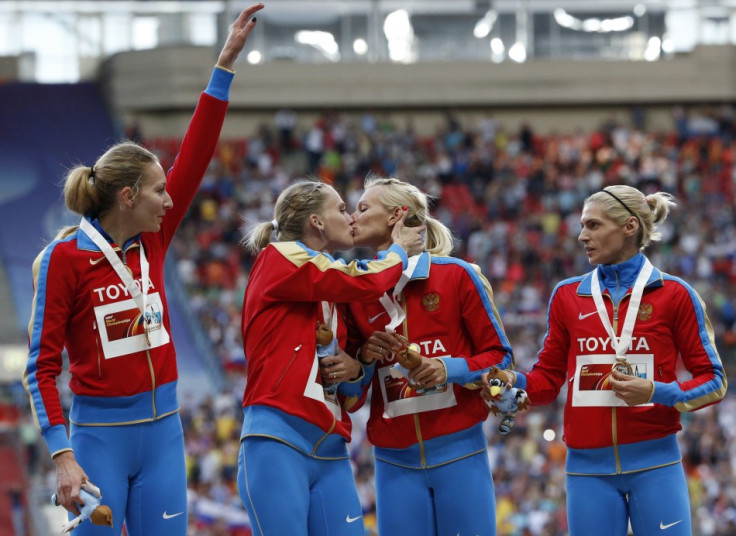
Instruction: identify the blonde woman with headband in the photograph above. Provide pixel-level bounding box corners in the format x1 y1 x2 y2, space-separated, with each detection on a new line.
346 176 514 536
238 179 424 536
483 184 727 536
23 5 264 535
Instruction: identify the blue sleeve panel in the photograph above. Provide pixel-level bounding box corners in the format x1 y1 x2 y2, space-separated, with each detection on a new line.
204 66 235 101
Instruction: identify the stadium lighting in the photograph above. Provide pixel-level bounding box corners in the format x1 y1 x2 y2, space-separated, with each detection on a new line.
490 37 505 63
554 8 634 33
644 36 662 61
384 9 416 64
473 10 497 39
508 42 526 63
295 30 340 62
353 38 368 56
132 17 159 50
246 50 262 65
661 36 675 54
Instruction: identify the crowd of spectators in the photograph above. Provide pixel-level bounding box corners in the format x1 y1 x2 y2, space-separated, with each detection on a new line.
22 104 736 535
152 104 736 535
157 104 736 536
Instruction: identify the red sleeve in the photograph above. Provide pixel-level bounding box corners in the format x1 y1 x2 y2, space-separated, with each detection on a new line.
160 92 228 249
456 265 513 372
260 244 404 304
24 244 74 433
524 286 572 405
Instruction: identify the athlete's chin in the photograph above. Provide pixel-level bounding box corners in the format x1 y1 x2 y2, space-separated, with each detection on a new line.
145 222 162 234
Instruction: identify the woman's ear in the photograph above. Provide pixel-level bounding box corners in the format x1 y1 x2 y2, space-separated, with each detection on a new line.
387 207 403 226
118 187 135 209
309 213 324 231
623 216 639 237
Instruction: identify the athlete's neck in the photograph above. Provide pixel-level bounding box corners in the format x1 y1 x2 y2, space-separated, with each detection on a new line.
97 213 137 247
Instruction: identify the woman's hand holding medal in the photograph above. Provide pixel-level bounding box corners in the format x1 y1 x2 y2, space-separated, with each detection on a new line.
609 370 655 406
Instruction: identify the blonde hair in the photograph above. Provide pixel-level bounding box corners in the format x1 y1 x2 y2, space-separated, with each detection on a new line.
585 185 676 250
364 175 454 256
54 141 158 240
245 179 330 254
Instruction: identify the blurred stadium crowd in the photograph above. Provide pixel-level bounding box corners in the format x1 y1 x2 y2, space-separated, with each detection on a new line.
18 105 736 535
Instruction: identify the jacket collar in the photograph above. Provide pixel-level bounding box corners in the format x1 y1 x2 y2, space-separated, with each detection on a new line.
405 252 431 280
76 216 140 252
577 253 663 296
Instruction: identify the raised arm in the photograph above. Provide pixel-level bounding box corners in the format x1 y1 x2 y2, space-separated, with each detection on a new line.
162 4 264 243
217 4 264 71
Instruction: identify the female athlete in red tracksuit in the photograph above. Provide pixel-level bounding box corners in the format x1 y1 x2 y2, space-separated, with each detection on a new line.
23 7 264 534
238 181 424 536
347 177 514 536
486 185 727 536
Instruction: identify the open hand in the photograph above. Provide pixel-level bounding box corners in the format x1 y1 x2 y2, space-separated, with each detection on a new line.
391 209 425 256
217 3 265 70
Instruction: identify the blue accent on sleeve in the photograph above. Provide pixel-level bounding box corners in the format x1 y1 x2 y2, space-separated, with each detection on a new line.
442 357 472 384
358 361 376 387
515 371 528 390
338 377 364 397
26 239 74 436
43 424 71 456
387 243 409 269
204 66 235 101
650 381 682 407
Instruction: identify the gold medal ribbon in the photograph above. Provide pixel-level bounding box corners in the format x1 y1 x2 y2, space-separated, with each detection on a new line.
590 258 653 372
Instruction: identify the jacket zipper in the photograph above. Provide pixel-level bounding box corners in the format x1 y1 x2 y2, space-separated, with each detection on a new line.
93 321 102 377
414 415 426 468
122 244 158 417
611 272 621 473
274 344 302 390
400 295 428 467
610 272 641 474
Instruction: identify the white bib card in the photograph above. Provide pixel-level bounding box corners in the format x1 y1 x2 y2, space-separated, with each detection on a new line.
572 353 654 407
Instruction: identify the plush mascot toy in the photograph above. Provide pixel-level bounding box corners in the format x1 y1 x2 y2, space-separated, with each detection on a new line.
390 335 436 394
317 321 339 394
485 369 530 434
51 481 113 533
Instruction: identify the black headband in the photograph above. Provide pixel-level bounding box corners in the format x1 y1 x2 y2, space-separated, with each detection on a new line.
601 189 637 219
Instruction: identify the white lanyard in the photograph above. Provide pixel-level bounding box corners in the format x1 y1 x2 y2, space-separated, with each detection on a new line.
379 254 420 332
79 218 152 345
590 258 653 360
320 301 337 339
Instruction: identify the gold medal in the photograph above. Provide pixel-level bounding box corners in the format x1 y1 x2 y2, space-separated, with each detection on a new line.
612 356 633 376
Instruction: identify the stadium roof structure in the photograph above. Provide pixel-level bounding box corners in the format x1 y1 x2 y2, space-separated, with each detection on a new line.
0 0 733 82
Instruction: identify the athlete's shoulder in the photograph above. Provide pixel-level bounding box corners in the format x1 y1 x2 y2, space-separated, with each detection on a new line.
429 255 482 275
658 272 703 304
32 232 81 282
660 271 693 290
269 241 331 267
429 254 472 268
37 230 81 262
551 273 587 298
